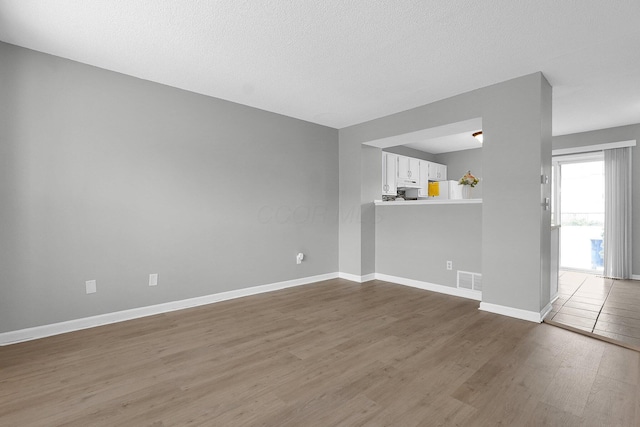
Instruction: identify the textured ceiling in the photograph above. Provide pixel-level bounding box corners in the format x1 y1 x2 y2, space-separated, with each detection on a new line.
1 1 639 135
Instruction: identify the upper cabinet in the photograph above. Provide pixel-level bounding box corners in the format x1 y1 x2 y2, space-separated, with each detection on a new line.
382 152 448 196
428 162 447 181
382 152 398 195
397 156 420 180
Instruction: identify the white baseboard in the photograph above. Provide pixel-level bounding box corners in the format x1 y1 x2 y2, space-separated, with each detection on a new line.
539 301 554 321
632 274 640 281
361 273 376 282
479 302 546 323
338 272 375 283
375 273 482 301
0 272 339 346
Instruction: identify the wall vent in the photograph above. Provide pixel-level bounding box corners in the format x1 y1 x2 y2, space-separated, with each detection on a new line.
457 271 482 294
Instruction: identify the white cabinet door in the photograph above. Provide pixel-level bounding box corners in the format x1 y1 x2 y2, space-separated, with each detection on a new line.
437 163 447 181
428 162 447 181
409 157 420 181
397 156 419 180
382 153 397 195
397 155 410 180
418 160 429 197
427 161 438 180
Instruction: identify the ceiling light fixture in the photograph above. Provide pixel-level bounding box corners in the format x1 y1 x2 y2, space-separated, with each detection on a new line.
472 131 483 143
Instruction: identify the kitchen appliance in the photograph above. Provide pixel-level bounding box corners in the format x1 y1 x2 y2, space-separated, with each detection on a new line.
396 178 421 189
430 180 463 199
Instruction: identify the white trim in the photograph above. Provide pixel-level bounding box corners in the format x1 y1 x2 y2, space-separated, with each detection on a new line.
338 272 362 282
479 302 546 323
553 151 604 163
338 271 366 283
375 199 482 206
632 274 640 281
338 272 376 283
540 301 554 321
552 139 636 156
0 272 339 346
375 273 482 301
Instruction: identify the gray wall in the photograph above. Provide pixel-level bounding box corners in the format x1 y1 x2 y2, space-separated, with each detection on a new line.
361 145 381 276
338 129 364 275
0 42 339 333
553 123 640 276
340 72 552 314
435 148 483 199
481 73 552 312
376 204 482 287
383 146 437 162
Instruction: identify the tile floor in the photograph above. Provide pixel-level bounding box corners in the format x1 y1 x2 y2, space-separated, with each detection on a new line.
546 270 640 350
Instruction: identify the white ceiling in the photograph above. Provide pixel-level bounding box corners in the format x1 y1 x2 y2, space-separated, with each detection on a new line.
1 1 639 135
404 131 483 154
363 118 483 154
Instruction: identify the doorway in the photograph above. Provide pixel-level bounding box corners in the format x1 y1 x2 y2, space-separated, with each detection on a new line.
552 152 605 272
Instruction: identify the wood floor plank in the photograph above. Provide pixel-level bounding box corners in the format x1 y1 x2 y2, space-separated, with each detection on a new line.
582 374 638 427
597 345 640 385
539 362 598 417
1 278 639 426
525 401 584 426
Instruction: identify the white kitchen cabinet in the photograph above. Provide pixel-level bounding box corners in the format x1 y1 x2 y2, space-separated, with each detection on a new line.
428 162 447 181
397 156 420 181
382 153 398 195
418 160 430 197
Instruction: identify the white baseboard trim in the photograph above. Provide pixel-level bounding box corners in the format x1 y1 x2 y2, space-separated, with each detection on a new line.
479 302 545 323
375 273 482 301
338 272 375 283
632 274 640 281
0 272 339 346
539 301 554 321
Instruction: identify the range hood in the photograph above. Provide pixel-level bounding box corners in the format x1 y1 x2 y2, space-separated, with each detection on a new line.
396 178 421 189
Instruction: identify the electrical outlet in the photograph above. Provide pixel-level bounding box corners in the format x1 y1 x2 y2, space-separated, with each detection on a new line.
296 253 304 265
446 261 453 270
149 273 158 287
85 280 97 294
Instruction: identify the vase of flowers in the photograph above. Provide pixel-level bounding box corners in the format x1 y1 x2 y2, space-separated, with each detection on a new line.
458 170 479 199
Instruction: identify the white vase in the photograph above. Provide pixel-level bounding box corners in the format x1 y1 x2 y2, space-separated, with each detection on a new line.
462 185 472 199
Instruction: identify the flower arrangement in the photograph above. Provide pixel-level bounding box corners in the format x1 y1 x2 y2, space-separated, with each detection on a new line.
459 170 479 187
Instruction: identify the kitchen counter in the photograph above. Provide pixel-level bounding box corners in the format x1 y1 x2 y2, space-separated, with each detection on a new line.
374 199 482 206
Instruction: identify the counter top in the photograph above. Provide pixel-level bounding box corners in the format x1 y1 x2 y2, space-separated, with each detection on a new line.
374 199 482 206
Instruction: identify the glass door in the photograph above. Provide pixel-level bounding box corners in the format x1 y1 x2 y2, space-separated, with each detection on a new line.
552 152 605 272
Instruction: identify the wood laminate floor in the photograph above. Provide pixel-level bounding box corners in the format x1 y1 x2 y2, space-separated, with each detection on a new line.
2 278 639 426
546 270 640 350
